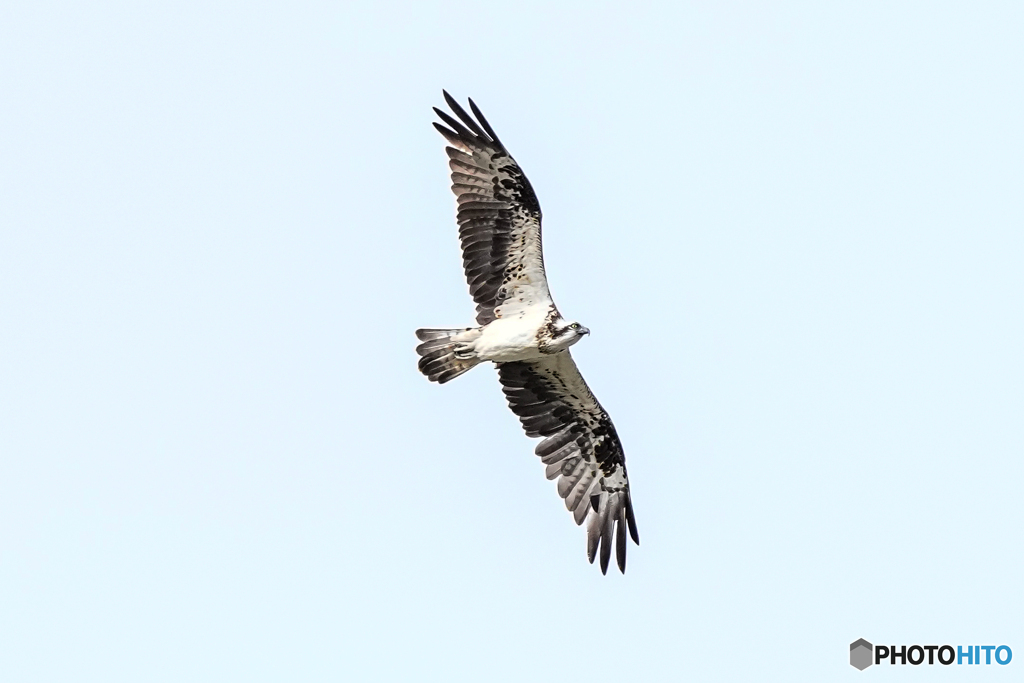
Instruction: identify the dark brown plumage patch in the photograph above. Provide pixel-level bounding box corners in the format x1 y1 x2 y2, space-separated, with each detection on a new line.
535 306 562 354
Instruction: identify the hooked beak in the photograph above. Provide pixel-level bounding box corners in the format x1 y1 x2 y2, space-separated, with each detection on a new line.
579 326 591 336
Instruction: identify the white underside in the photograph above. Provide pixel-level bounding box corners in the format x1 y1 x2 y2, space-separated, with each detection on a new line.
471 310 551 363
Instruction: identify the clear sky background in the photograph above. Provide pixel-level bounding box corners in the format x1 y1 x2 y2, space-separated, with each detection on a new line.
2 2 1022 681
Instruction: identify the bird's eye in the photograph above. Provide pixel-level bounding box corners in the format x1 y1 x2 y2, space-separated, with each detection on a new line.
570 323 579 329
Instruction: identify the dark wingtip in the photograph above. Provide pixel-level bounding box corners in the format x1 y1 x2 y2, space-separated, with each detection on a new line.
587 521 599 565
442 89 458 110
599 537 611 574
615 515 627 573
626 495 640 545
598 519 612 574
434 108 473 139
432 122 460 145
439 92 490 141
468 97 501 144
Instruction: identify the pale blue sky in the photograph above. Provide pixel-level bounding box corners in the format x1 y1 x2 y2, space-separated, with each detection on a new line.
2 2 1022 681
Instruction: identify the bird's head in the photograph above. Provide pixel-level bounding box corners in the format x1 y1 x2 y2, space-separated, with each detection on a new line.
550 320 590 350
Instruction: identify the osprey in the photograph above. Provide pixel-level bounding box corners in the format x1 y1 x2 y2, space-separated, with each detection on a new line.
416 92 639 574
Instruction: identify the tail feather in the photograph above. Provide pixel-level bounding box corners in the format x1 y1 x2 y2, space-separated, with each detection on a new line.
415 327 482 383
415 328 455 342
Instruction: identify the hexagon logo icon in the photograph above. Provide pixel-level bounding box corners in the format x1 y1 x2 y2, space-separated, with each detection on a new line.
850 639 873 670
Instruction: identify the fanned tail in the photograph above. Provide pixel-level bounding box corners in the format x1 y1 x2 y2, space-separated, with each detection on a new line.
415 328 482 384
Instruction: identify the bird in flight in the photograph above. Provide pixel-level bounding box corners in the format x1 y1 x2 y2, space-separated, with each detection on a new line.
416 92 639 574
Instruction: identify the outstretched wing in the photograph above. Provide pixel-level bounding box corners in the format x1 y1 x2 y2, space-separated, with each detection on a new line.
433 92 553 326
498 352 639 574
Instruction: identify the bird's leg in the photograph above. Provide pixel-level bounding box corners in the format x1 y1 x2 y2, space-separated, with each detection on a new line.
453 343 475 360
